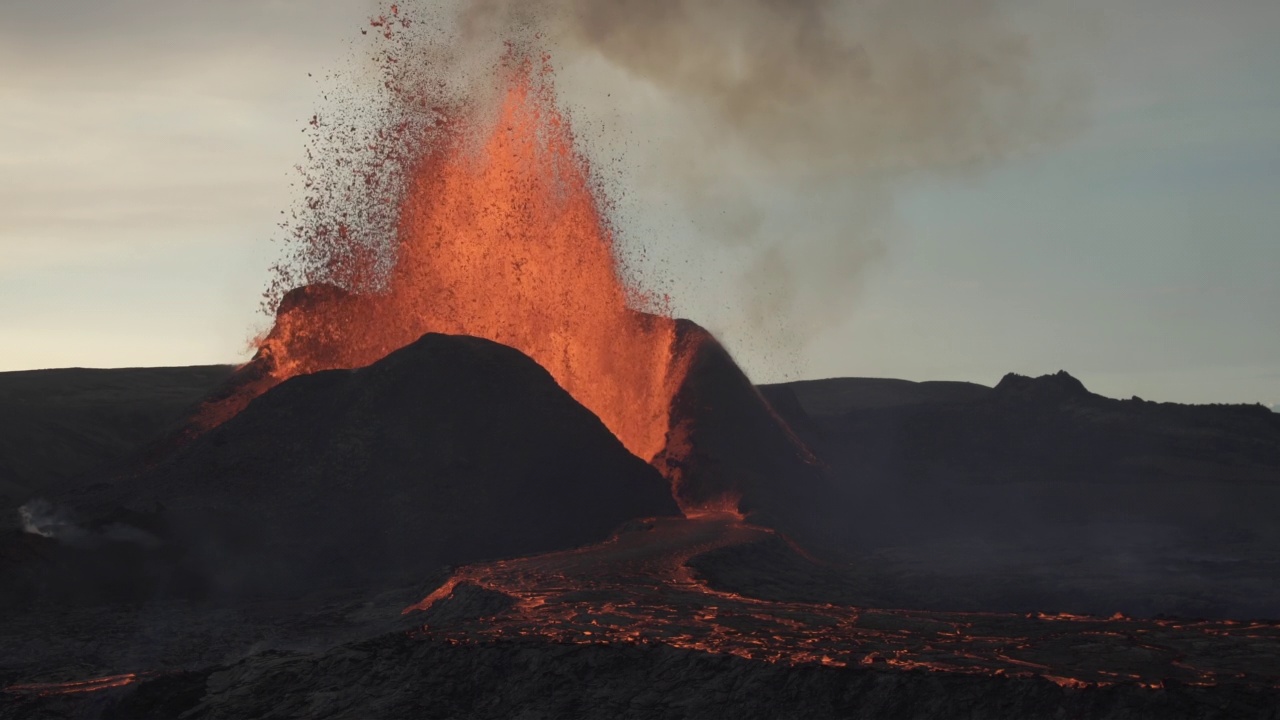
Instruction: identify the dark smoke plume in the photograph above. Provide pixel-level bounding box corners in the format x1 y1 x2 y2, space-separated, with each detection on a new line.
463 0 1073 172
337 1 1086 372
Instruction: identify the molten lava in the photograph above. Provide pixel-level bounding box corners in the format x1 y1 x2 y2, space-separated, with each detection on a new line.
404 516 1280 691
200 54 696 468
3 674 140 697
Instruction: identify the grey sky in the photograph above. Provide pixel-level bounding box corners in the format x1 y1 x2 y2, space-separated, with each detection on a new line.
1 0 1277 407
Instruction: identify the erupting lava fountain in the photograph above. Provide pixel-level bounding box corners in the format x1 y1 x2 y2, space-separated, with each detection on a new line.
198 40 719 508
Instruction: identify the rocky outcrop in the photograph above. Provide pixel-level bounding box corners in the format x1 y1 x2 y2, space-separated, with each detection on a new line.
656 321 834 540
762 376 991 416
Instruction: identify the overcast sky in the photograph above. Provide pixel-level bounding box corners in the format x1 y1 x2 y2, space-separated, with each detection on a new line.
1 0 1277 408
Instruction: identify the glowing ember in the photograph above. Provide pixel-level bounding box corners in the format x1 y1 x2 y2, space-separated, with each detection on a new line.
199 47 698 472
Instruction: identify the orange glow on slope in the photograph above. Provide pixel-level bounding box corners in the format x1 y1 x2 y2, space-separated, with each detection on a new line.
3 674 140 697
199 55 697 467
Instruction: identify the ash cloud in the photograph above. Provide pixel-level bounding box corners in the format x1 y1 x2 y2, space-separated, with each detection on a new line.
427 0 1087 362
464 0 1073 174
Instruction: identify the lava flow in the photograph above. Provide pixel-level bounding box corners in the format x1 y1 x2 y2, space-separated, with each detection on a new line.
3 673 140 698
406 516 1280 690
197 48 697 472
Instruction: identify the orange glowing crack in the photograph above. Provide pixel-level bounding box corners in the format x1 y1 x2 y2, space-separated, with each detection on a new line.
4 673 140 697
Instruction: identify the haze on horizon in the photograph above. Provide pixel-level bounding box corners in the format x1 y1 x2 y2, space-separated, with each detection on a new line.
1 0 1277 409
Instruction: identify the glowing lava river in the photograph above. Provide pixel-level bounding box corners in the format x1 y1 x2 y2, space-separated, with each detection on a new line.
407 516 1280 691
2 674 141 698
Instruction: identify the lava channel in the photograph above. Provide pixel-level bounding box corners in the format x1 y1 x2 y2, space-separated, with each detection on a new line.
406 516 1280 690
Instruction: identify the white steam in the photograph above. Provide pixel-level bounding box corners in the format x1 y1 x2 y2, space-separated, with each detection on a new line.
18 499 83 542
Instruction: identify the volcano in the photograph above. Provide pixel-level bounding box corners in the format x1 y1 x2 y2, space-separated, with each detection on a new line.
6 42 835 611
196 283 831 533
171 47 832 526
194 56 696 475
28 333 678 602
5 9 1280 719
180 49 829 524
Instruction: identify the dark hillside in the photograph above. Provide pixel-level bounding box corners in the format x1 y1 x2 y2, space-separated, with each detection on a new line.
0 365 235 510
752 371 1280 618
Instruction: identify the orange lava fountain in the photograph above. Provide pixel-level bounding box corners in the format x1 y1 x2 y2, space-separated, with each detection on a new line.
200 52 696 466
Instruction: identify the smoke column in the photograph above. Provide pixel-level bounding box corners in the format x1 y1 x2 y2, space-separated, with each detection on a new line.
280 0 1085 377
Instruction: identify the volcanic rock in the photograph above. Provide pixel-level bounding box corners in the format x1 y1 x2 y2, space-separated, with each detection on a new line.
50 333 679 600
656 321 834 539
992 369 1092 402
13 633 1275 720
418 582 517 627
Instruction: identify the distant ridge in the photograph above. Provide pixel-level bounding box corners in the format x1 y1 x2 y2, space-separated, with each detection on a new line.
758 368 1280 617
767 371 1275 418
760 377 990 416
0 365 236 508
